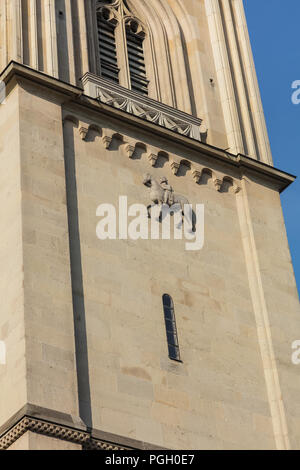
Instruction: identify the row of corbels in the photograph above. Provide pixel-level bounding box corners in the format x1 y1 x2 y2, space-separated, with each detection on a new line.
78 123 241 194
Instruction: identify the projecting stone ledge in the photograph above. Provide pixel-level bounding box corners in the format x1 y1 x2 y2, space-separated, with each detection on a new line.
82 73 207 143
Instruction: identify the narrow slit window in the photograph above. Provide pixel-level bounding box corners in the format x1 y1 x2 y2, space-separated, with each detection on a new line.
97 9 120 83
126 22 149 95
162 294 181 362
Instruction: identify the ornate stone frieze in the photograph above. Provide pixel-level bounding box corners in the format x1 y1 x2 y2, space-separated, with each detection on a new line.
73 118 242 195
0 417 127 451
82 73 206 142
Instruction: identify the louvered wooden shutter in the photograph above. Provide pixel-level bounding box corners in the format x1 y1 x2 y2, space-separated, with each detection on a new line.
97 13 120 83
126 29 149 95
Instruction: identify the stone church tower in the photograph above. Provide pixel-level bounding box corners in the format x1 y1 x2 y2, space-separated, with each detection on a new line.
0 0 299 450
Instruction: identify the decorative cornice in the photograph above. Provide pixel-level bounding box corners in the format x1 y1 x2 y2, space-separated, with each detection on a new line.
72 119 242 194
81 73 206 143
0 416 128 451
0 404 165 451
0 61 296 193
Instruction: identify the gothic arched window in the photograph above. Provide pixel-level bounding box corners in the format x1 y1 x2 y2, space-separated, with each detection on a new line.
96 0 149 95
97 7 119 83
125 19 148 95
162 294 181 362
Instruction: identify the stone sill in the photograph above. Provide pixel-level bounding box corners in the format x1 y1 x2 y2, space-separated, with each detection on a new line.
81 72 206 143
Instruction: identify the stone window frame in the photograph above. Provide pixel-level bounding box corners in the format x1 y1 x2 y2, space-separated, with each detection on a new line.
162 294 181 362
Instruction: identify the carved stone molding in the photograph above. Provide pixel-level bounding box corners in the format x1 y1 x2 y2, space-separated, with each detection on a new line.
170 161 180 175
0 417 127 451
82 74 204 142
97 5 118 27
192 170 202 184
125 17 146 39
214 178 223 192
102 134 113 149
124 143 136 158
148 153 158 167
74 119 242 195
79 127 89 141
192 166 242 193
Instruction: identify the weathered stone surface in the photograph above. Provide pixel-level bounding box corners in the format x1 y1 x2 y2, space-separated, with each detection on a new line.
0 0 298 451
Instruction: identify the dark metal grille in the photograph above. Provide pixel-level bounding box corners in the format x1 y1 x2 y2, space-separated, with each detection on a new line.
126 30 149 95
97 13 120 83
162 294 181 362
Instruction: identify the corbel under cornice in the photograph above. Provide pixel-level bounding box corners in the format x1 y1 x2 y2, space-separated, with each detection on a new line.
0 61 296 194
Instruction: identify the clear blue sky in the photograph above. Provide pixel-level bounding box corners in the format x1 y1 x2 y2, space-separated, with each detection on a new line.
244 0 300 294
